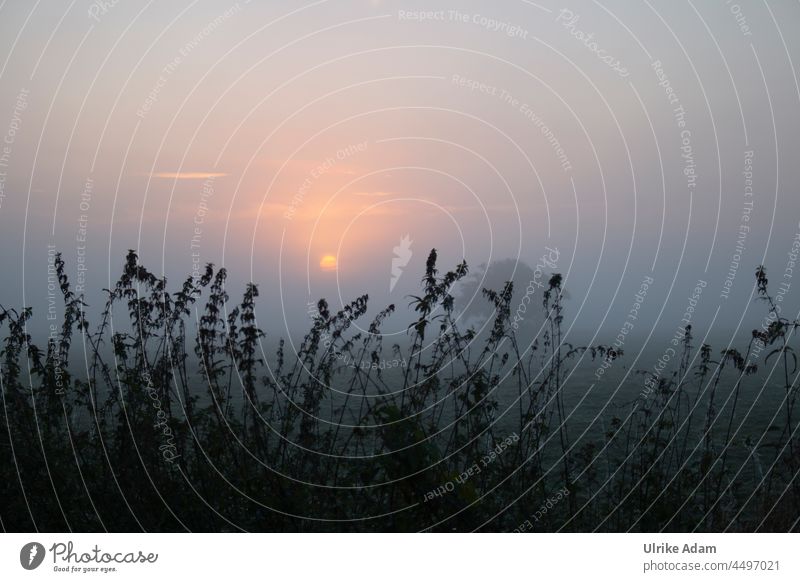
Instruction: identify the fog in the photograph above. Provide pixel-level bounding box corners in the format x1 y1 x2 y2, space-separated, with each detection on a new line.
0 0 798 352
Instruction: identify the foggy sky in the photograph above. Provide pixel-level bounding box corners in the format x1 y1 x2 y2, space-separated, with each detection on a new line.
1 0 799 351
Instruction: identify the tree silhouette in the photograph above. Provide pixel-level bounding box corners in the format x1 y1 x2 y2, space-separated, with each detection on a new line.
455 258 560 337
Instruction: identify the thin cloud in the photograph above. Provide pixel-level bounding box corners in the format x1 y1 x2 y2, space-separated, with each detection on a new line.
262 158 362 176
152 171 228 180
350 191 393 197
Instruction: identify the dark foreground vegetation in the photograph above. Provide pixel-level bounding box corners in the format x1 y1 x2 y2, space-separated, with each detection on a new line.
1 251 798 532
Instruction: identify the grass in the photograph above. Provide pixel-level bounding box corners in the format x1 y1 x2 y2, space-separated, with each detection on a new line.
0 249 798 532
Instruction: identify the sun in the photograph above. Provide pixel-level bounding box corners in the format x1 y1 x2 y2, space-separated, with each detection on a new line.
320 254 338 271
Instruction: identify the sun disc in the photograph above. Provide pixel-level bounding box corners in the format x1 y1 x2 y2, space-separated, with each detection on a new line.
320 255 337 271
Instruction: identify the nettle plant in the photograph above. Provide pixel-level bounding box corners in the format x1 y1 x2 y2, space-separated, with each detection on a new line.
0 253 797 532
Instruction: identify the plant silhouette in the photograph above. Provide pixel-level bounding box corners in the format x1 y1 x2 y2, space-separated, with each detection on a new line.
0 253 797 532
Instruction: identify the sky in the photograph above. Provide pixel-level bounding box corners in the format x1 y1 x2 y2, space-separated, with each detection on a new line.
1 0 799 347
